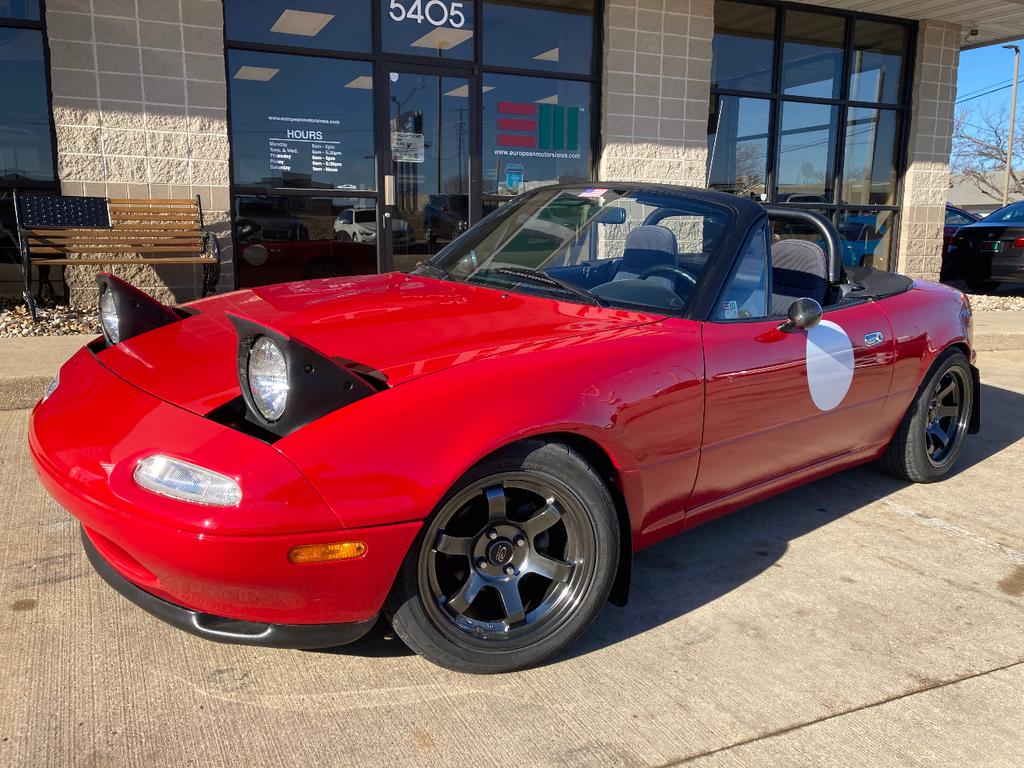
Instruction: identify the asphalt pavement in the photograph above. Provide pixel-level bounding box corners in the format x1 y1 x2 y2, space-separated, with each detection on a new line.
0 351 1021 767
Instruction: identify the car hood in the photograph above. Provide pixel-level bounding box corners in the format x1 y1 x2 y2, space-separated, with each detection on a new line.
95 273 663 415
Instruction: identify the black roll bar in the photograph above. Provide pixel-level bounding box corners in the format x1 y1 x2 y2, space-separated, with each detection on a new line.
762 206 845 285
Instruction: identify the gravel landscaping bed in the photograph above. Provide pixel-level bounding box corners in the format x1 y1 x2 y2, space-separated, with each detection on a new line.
0 299 99 338
966 293 1024 311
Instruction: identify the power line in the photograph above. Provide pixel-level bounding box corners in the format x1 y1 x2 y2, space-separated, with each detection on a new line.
956 77 1022 104
957 77 1013 101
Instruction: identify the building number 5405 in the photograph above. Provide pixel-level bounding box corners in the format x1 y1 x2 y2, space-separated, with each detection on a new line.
389 0 467 28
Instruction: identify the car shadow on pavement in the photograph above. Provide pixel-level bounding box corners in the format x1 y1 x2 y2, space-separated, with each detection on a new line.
319 383 1024 665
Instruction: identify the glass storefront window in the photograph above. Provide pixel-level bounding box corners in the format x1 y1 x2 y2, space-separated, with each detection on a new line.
381 0 475 60
0 1 39 20
776 102 837 203
836 209 894 269
227 50 375 191
842 107 899 206
225 0 370 53
483 1 594 75
0 28 54 183
234 195 377 286
782 11 844 99
850 20 906 104
482 74 591 196
712 0 775 92
707 95 770 200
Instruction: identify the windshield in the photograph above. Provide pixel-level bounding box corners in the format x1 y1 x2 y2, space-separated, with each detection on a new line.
981 202 1024 224
418 186 733 314
353 210 375 224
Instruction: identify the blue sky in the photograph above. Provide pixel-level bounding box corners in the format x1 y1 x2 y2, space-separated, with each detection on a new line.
957 40 1024 114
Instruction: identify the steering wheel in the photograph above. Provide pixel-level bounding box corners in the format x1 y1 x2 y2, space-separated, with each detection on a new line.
637 264 698 286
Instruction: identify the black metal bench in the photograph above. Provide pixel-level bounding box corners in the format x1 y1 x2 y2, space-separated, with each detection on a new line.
14 193 221 318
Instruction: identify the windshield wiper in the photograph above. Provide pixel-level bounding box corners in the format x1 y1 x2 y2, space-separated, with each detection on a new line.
493 266 604 306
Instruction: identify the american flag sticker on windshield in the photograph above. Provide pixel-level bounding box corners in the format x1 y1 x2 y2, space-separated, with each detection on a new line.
579 188 608 197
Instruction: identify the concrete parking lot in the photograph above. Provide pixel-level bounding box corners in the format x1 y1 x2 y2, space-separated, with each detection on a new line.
1 351 1021 767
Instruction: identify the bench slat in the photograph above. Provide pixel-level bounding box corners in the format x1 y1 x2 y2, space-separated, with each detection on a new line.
28 226 201 236
29 234 203 243
107 198 199 205
32 256 217 265
30 246 205 254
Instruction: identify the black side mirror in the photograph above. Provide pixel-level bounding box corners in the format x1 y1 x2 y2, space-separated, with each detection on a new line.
781 297 822 332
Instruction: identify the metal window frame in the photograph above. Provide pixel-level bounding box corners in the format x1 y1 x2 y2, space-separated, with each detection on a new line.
709 0 918 270
222 0 603 283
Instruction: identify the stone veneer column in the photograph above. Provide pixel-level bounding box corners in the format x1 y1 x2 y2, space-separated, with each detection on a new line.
894 20 960 280
600 0 713 185
45 0 231 308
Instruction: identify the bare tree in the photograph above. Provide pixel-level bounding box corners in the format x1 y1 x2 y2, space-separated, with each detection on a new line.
952 103 1024 200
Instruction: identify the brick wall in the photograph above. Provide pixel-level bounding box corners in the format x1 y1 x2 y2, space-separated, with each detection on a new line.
895 19 961 280
45 0 231 308
599 0 713 186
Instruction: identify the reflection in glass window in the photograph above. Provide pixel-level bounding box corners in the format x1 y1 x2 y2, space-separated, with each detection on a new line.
712 0 775 92
836 209 894 269
227 51 375 191
387 73 472 272
0 1 39 20
842 108 899 206
850 20 906 104
776 102 837 203
782 11 844 99
483 0 594 75
0 28 54 182
707 95 770 199
482 74 592 196
381 0 475 60
234 195 377 286
716 224 768 319
224 0 370 53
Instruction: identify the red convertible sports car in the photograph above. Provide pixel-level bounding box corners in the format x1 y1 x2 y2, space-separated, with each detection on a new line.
30 184 979 673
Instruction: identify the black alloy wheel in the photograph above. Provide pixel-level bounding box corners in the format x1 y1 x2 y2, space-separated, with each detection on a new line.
422 475 595 642
924 367 970 468
387 440 618 673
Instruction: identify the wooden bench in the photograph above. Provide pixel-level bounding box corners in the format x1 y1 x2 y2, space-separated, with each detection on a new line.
14 193 221 319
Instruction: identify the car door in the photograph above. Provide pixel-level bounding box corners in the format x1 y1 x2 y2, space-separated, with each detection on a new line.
688 224 895 520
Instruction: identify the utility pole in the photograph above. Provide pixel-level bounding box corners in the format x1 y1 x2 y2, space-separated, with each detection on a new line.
1003 44 1020 206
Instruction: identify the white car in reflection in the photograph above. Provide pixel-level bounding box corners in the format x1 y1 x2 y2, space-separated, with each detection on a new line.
334 209 414 246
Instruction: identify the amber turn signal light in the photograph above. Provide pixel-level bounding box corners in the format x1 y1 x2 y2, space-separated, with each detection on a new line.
288 541 367 564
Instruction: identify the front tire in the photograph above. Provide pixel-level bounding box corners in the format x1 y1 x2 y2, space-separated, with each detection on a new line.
880 348 973 483
387 440 619 673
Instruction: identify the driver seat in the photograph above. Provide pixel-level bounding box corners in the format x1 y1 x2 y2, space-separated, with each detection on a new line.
613 225 678 292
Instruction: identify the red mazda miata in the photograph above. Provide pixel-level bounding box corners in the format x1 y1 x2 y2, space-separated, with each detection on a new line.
30 184 979 673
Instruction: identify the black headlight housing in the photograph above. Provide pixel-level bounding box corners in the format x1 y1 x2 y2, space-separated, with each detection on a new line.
95 273 181 347
227 314 384 439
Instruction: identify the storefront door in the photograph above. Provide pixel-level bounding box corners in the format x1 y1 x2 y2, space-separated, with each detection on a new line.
379 66 478 273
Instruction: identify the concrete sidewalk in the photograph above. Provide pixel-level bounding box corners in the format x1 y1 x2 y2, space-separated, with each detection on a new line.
1 350 1021 767
1 311 1021 410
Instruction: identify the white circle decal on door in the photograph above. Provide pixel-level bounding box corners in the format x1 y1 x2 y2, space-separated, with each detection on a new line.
805 320 855 411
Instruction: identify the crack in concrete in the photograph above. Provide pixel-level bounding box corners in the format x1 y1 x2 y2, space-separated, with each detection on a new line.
657 658 1024 766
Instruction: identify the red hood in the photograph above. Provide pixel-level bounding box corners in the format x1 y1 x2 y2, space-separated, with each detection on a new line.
95 273 662 414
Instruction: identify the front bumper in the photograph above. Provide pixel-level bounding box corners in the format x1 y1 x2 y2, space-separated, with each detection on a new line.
31 347 420 629
82 526 377 649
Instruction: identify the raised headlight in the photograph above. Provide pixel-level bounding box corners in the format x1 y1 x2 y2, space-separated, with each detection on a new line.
99 286 120 344
134 455 242 507
247 336 289 421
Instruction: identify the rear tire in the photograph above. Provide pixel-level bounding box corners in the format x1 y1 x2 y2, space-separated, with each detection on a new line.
880 348 973 483
386 440 618 674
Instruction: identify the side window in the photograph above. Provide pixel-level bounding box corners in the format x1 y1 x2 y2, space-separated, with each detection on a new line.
945 210 971 227
715 224 769 320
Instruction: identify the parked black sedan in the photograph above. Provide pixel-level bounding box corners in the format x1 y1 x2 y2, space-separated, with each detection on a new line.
944 201 1024 293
